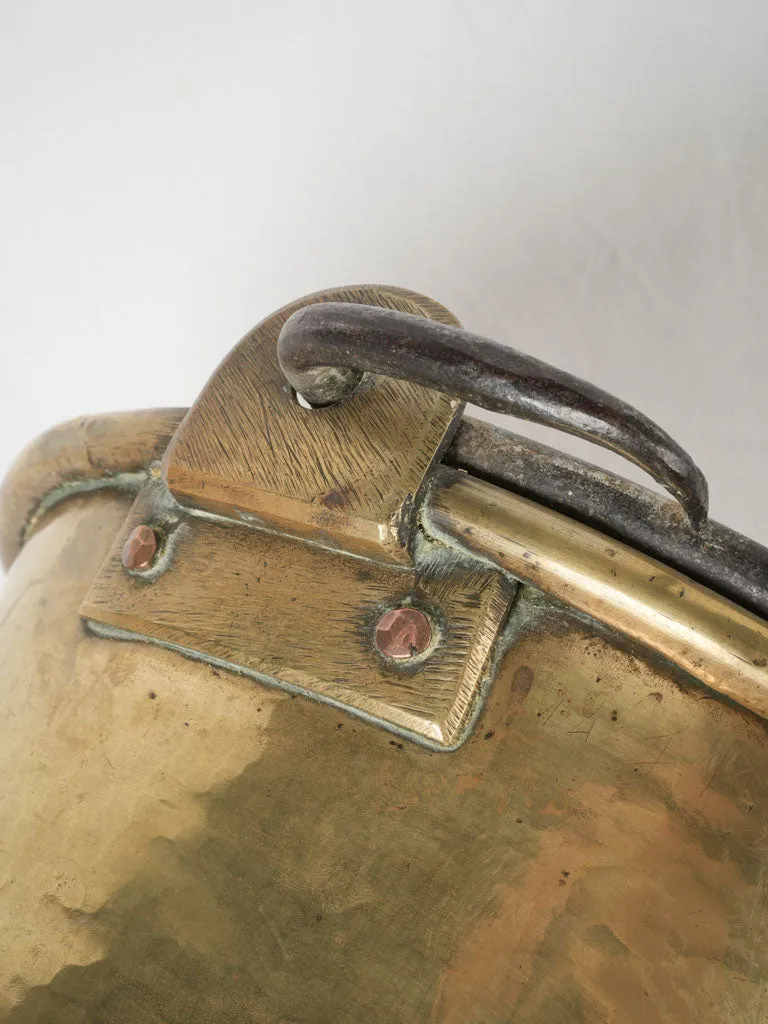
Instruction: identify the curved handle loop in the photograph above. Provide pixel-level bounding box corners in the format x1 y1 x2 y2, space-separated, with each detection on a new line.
277 302 708 529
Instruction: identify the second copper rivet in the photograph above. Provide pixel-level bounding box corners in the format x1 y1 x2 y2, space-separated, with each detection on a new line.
374 607 433 660
122 525 158 572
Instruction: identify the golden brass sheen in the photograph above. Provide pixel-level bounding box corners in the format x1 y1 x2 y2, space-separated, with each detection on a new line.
1 492 767 1021
2 283 768 1021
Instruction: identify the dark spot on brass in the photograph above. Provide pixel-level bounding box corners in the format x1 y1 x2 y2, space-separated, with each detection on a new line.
649 692 663 702
611 710 618 721
149 692 156 700
484 730 495 740
375 607 432 660
584 923 631 957
511 665 534 702
121 524 158 572
753 657 767 668
320 490 346 509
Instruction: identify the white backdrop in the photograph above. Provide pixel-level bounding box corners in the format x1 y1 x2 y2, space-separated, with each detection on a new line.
2 1 766 553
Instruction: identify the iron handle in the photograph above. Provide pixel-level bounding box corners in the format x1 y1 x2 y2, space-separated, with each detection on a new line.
277 302 708 529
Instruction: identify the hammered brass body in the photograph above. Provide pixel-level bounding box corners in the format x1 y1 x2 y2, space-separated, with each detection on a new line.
2 493 767 1023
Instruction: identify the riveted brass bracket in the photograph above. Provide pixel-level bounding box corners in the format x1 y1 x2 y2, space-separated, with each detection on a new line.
81 287 514 749
81 479 512 749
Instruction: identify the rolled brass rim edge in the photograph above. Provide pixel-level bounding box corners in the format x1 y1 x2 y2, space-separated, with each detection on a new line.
425 467 768 723
0 408 187 571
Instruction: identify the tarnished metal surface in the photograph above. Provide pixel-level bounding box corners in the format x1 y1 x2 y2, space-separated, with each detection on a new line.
448 418 768 622
277 302 708 527
2 492 768 1022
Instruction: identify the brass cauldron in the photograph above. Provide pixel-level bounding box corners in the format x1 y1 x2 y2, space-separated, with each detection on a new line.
1 286 767 1023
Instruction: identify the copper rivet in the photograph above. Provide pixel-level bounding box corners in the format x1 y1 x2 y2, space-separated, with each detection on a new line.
122 525 158 572
374 607 433 660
